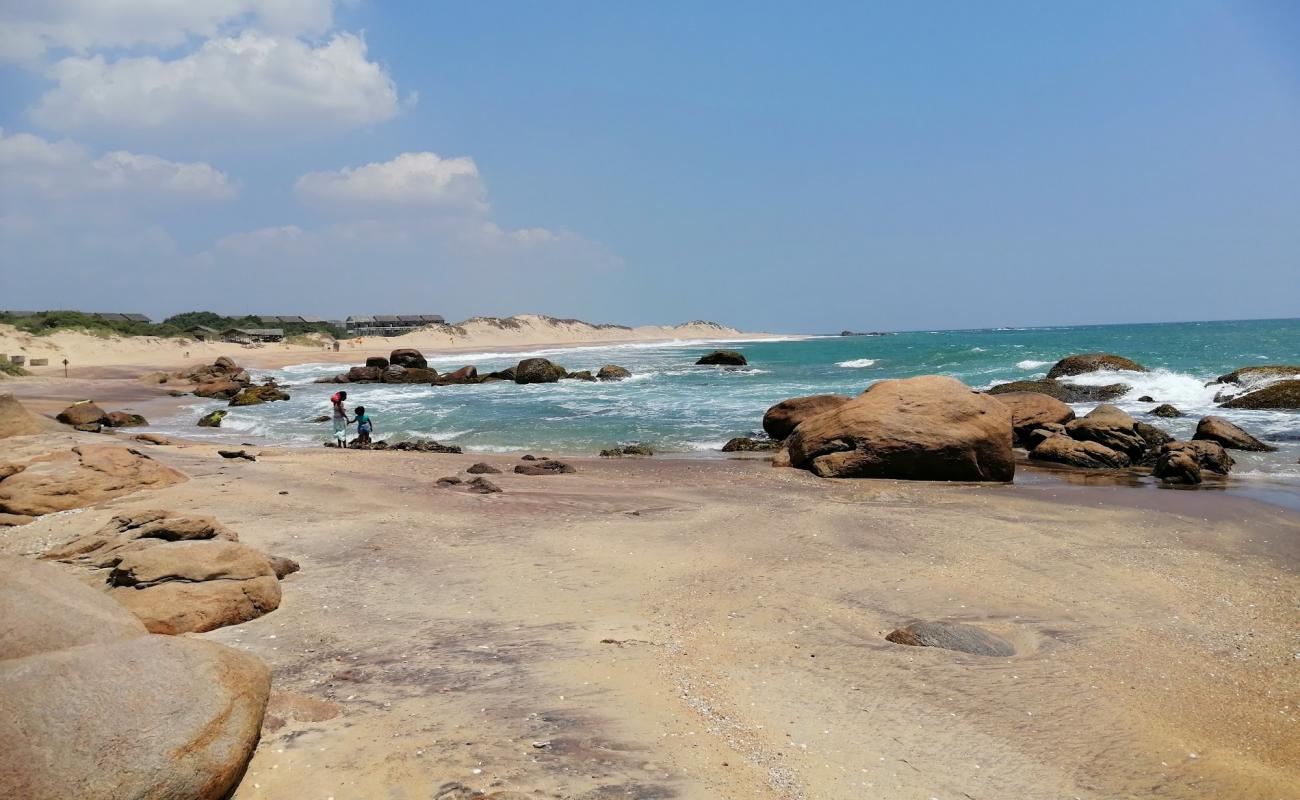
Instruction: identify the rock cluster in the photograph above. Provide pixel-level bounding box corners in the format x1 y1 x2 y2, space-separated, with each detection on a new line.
54 400 149 431
184 356 254 399
317 349 635 388
0 556 270 800
339 439 463 453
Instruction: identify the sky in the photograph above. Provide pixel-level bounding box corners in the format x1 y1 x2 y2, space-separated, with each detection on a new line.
0 1 1297 332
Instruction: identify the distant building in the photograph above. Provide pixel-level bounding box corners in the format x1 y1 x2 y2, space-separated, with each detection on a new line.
221 327 284 343
345 314 445 337
186 325 220 341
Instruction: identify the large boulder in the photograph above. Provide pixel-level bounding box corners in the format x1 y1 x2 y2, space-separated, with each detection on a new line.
1153 440 1235 484
0 635 269 800
597 364 631 381
989 392 1076 445
0 557 146 660
1162 440 1234 475
785 376 1014 481
1218 380 1300 410
1064 404 1146 459
0 445 187 517
365 356 390 369
1029 435 1130 469
1192 416 1276 452
1212 365 1300 385
438 365 479 384
514 358 566 384
389 348 428 369
0 393 47 438
986 379 1130 403
346 365 383 383
762 394 851 441
1046 353 1146 379
56 400 109 427
696 350 748 366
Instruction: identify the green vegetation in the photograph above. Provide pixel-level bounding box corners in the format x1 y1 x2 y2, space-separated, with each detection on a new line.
0 311 346 340
0 361 31 377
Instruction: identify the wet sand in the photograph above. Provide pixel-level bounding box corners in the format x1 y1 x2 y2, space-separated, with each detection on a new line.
3 434 1296 799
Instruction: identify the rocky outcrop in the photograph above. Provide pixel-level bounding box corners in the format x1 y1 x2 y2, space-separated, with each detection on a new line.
990 391 1076 445
885 620 1015 656
183 357 254 399
0 556 270 800
1193 416 1276 452
1063 404 1146 460
721 437 780 452
597 365 631 381
762 394 850 441
43 510 238 568
197 409 227 427
56 400 109 427
785 376 1014 481
696 350 748 366
365 356 390 369
439 365 479 384
0 393 48 438
1029 435 1131 468
1151 403 1182 418
1212 365 1300 385
600 443 654 457
390 348 428 369
1152 440 1235 484
1218 380 1300 409
1046 353 1146 379
515 460 577 475
229 383 289 406
986 379 1130 403
0 445 186 517
514 358 566 384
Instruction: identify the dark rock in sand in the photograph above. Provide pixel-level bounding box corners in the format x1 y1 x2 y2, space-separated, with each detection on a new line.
105 411 147 427
436 476 463 487
515 460 577 475
389 348 428 369
385 440 463 454
217 449 256 461
885 620 1015 657
1029 435 1131 469
56 401 109 427
1212 365 1300 385
1218 380 1300 410
990 391 1076 446
1046 353 1146 379
696 350 748 366
267 555 300 579
600 443 654 457
197 409 227 427
1193 416 1276 452
365 356 390 369
786 375 1014 482
597 364 631 381
466 476 502 494
514 358 566 384
762 394 851 441
1151 403 1182 418
467 462 502 474
1064 404 1146 460
721 436 780 452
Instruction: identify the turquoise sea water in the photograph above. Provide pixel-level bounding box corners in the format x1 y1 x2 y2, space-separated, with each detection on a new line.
153 318 1300 483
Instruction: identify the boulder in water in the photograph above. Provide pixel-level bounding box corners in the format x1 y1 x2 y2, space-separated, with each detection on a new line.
696 350 748 366
346 365 383 383
1151 403 1182 418
229 384 289 406
514 358 566 384
762 394 851 441
365 356 390 369
565 370 596 381
986 378 1130 403
1218 380 1300 410
1192 416 1276 452
1046 353 1146 379
786 375 1014 482
389 348 427 369
197 409 227 427
438 365 479 384
597 364 631 381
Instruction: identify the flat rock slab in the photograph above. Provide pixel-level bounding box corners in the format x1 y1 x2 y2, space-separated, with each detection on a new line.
0 445 187 517
112 575 282 635
886 620 1016 657
0 635 269 800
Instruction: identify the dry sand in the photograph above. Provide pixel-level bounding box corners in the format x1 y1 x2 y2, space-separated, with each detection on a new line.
2 420 1296 799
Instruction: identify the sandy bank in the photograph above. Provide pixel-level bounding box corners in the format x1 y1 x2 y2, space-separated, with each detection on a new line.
2 425 1296 799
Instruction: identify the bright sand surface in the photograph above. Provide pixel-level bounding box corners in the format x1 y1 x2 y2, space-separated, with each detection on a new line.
1 371 1297 799
0 316 785 374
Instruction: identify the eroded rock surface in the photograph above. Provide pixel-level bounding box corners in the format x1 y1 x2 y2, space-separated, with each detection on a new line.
0 445 186 517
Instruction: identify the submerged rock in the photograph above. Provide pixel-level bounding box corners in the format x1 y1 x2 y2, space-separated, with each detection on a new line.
197 409 227 427
762 394 850 440
885 620 1015 657
1193 416 1276 452
786 375 1014 482
565 370 596 381
1046 353 1146 379
696 350 748 366
1150 403 1182 418
597 364 631 381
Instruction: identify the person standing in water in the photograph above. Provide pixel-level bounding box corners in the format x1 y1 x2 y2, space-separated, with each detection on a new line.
353 405 374 446
330 390 350 447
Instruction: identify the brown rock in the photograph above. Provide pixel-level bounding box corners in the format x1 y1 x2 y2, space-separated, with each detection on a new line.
986 378 1131 403
466 477 503 494
1193 416 1275 452
132 433 172 445
515 460 577 475
439 365 479 384
1024 423 1067 450
43 510 238 567
786 376 1014 481
990 392 1076 445
1160 440 1235 476
1154 447 1202 484
597 364 631 381
565 370 596 381
0 513 34 527
1064 404 1146 459
1046 353 1146 378
56 400 109 427
213 355 237 370
0 556 146 660
436 476 463 487
0 635 269 800
108 540 276 588
1218 380 1300 409
885 620 1015 656
112 577 282 635
696 349 748 366
192 380 244 399
267 555 300 579
0 393 49 438
466 462 502 474
762 394 851 441
721 436 780 452
389 348 427 369
514 357 566 384
1150 403 1182 418
386 366 439 383
0 445 187 517
104 411 147 427
347 365 383 383
771 447 792 468
365 356 390 369
1029 435 1131 468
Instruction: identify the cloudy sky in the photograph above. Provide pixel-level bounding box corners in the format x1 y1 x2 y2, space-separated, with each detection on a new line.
1 1 1297 331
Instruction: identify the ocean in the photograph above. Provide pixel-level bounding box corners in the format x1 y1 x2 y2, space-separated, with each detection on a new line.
152 317 1300 484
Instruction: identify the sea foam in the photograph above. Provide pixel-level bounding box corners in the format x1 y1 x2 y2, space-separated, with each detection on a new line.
837 358 877 368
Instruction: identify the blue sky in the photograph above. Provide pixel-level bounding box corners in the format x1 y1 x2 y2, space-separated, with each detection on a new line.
1 1 1297 331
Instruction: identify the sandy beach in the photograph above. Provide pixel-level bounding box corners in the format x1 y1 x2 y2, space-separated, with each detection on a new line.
2 363 1297 799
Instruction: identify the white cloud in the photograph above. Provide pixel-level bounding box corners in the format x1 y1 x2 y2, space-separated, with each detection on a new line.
0 0 334 62
30 31 399 135
0 128 236 200
295 152 487 209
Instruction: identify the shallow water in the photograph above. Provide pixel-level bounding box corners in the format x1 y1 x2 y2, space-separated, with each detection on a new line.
150 318 1300 483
